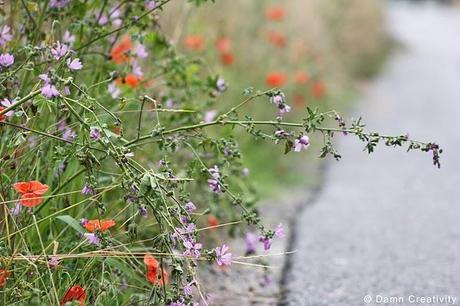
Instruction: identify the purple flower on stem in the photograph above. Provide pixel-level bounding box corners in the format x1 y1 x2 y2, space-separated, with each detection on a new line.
277 103 291 117
66 58 82 70
84 233 100 246
0 25 12 47
259 236 272 251
89 128 101 141
275 224 285 238
63 30 75 45
49 256 59 268
185 201 196 213
50 41 69 60
215 244 232 266
132 60 143 77
41 84 60 99
62 127 76 141
294 135 310 152
216 77 227 93
108 82 120 99
138 205 148 217
270 93 285 105
0 53 14 67
135 43 148 58
183 239 202 258
81 184 94 195
183 280 195 296
208 165 222 193
245 233 257 255
204 110 217 123
1 98 15 117
10 202 22 216
49 0 71 9
145 0 156 10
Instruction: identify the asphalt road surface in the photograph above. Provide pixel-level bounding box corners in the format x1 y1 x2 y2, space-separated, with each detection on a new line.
280 3 460 306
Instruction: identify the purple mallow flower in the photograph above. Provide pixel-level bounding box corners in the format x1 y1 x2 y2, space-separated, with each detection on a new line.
204 110 217 123
259 236 272 251
50 0 71 9
183 239 202 258
294 135 310 152
1 98 15 117
0 25 12 47
245 233 257 255
51 41 69 60
185 201 196 213
49 256 59 268
270 93 291 118
10 202 22 216
132 60 143 77
135 43 148 58
275 224 284 238
216 77 227 93
89 128 101 141
215 244 232 266
84 233 100 246
138 205 148 217
66 58 82 70
81 184 94 195
207 165 222 194
41 84 60 99
145 0 156 10
184 280 195 296
108 82 120 99
0 53 14 67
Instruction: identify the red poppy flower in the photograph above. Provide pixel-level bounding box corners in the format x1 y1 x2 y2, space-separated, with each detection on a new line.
207 215 218 229
61 285 86 306
110 36 133 65
0 269 10 287
184 35 205 51
266 72 287 87
266 6 285 21
267 31 286 48
0 106 5 121
13 181 49 207
312 80 326 99
83 219 116 233
215 37 231 53
220 52 235 66
115 74 141 88
294 71 310 85
293 94 306 108
144 254 168 286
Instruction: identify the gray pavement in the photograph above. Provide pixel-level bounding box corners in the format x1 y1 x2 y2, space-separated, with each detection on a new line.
281 3 460 306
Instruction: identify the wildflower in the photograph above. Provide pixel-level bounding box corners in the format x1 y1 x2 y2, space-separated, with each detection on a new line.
83 233 100 246
50 0 71 9
0 53 14 67
220 52 235 66
208 176 221 194
63 86 71 96
294 135 310 152
144 254 168 286
81 184 94 195
83 219 116 233
294 71 310 85
13 181 49 207
259 236 272 251
275 224 285 238
145 0 156 10
0 269 10 287
245 233 257 255
216 77 227 93
1 98 15 117
49 256 59 268
183 239 202 258
138 205 148 217
184 35 205 51
9 202 22 216
183 280 195 296
66 58 83 70
51 41 69 60
270 93 285 105
89 128 101 141
266 72 286 87
215 37 231 53
208 215 218 229
41 84 60 99
277 103 291 117
135 43 148 58
215 244 232 266
185 201 196 213
274 129 290 138
204 110 217 123
0 25 12 47
267 31 286 48
110 36 132 64
312 80 326 99
61 285 86 306
63 30 75 45
108 82 120 98
62 127 76 141
132 60 143 77
266 6 285 21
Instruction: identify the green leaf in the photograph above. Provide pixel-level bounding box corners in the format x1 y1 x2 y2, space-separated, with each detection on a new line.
56 215 86 234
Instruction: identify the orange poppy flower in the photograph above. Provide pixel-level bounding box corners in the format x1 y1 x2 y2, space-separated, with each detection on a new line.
184 35 205 51
83 219 116 233
312 80 326 99
266 72 287 87
294 71 310 85
207 215 218 229
267 31 286 48
144 254 168 286
115 74 141 88
0 106 5 121
215 37 231 53
220 52 234 66
61 285 86 306
110 36 133 65
13 181 49 207
266 6 285 21
0 269 10 287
